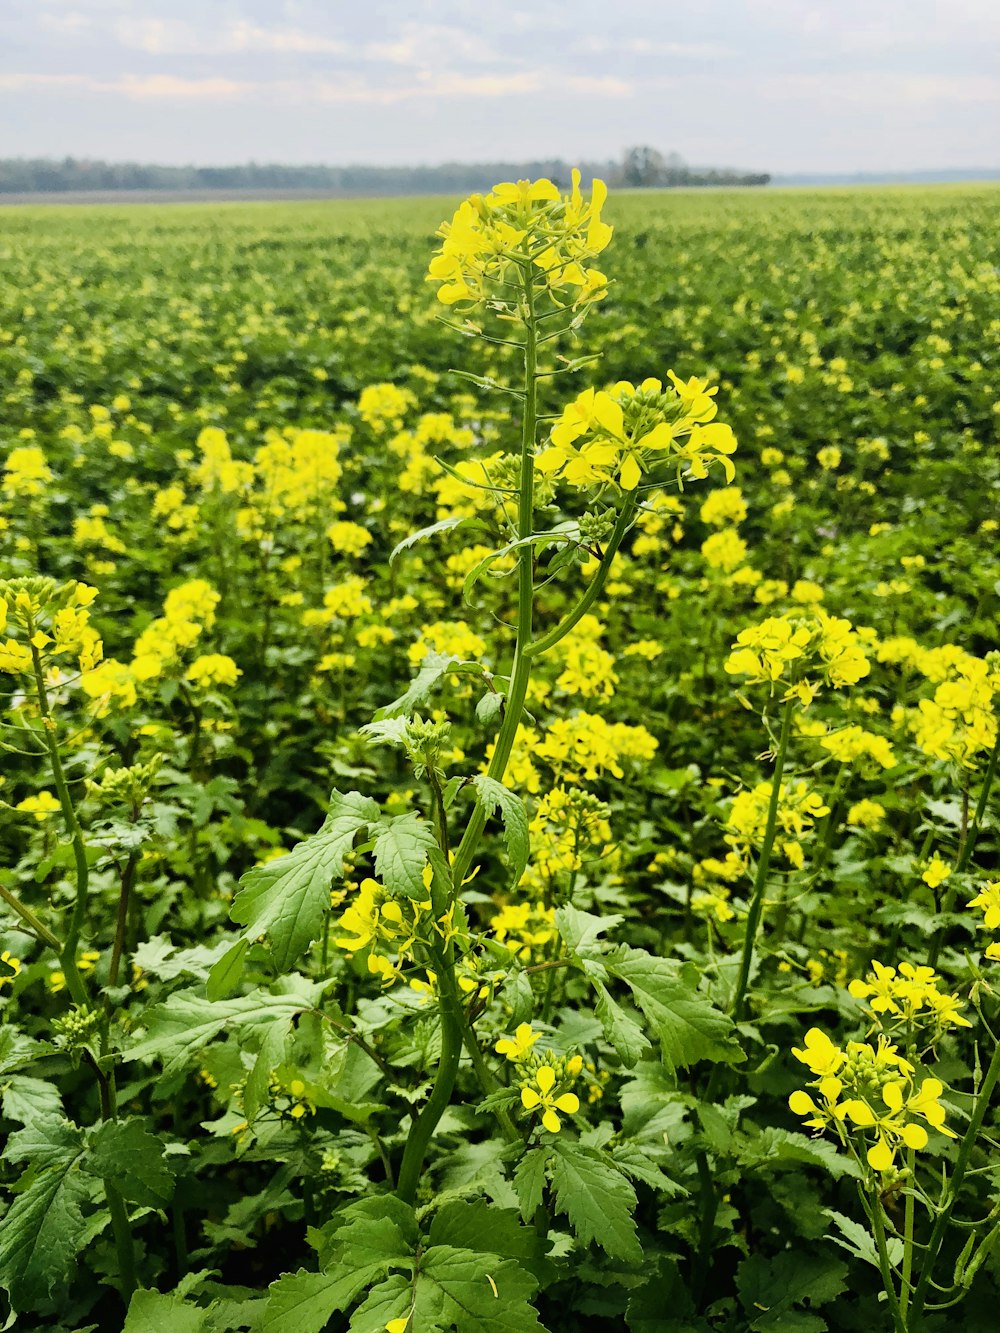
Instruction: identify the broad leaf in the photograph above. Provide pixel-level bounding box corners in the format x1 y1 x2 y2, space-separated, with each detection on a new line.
375 652 462 720
126 987 315 1078
123 1289 208 1333
471 775 529 886
85 1119 174 1206
373 812 437 900
606 950 742 1073
0 1123 90 1314
547 1140 641 1263
230 791 378 971
593 980 651 1069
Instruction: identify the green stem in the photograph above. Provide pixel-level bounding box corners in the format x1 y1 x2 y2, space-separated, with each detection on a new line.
910 1033 1000 1324
30 646 89 1006
0 881 63 951
901 1148 916 1320
396 262 540 1201
872 1187 908 1333
525 494 637 659
449 264 538 893
396 949 464 1204
108 851 138 990
729 699 795 1023
927 732 1000 968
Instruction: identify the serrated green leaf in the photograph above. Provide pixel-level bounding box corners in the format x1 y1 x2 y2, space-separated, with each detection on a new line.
84 1119 174 1206
390 516 481 565
592 981 650 1069
373 812 437 900
823 1208 902 1271
264 1268 380 1333
0 1028 51 1077
606 950 742 1074
513 1149 549 1224
471 775 529 886
555 903 624 956
230 791 378 971
462 526 578 605
375 652 462 720
1 1076 63 1125
736 1250 847 1331
205 939 249 1001
126 987 314 1078
547 1140 641 1263
0 1152 91 1313
244 1018 293 1124
123 1289 208 1333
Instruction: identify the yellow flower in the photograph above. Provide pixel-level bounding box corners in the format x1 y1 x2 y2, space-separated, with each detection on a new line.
0 950 21 988
791 1027 845 1078
968 881 1000 929
520 1064 580 1134
922 856 951 890
16 791 62 820
495 1023 540 1062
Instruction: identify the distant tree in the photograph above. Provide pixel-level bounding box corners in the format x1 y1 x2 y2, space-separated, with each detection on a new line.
620 145 668 188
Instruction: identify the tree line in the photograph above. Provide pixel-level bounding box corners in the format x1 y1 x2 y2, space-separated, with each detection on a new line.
0 148 769 195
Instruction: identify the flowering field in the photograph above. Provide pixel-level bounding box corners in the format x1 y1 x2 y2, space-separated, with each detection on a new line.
1 180 999 1332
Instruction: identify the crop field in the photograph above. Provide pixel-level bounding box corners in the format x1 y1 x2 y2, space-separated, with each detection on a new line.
1 181 999 1332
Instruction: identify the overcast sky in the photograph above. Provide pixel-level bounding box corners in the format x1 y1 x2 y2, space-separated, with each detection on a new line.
2 0 998 173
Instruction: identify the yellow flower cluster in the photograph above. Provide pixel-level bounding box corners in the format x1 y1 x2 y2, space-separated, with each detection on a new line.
911 652 998 768
0 577 104 682
186 653 241 689
790 1026 955 1172
332 870 457 989
193 426 254 494
967 881 1000 962
358 382 416 433
490 902 557 962
131 578 220 681
725 779 829 869
817 725 896 772
848 960 971 1040
427 170 612 308
534 712 658 782
553 614 617 701
724 609 872 699
407 620 487 667
493 1029 585 1134
537 374 737 493
3 444 53 498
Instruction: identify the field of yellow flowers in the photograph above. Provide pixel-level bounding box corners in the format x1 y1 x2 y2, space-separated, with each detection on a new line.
1 179 999 1333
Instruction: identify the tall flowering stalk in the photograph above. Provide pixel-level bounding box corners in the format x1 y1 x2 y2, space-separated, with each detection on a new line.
392 173 738 1201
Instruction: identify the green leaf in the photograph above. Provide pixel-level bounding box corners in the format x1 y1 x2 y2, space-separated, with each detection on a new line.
513 1148 549 1224
606 950 742 1074
230 791 378 971
390 516 482 565
264 1269 379 1333
547 1140 641 1263
823 1209 902 1271
123 1289 208 1333
592 981 651 1069
736 1250 848 1331
205 939 248 1001
475 691 505 728
1 1076 63 1124
462 525 578 605
84 1119 175 1206
375 652 462 720
0 1028 51 1077
373 812 437 900
428 1200 552 1281
0 1136 91 1314
126 987 315 1078
350 1247 545 1333
471 775 529 886
244 1018 293 1124
555 903 624 956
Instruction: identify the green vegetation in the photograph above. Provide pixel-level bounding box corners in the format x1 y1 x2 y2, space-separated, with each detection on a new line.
0 181 998 1331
